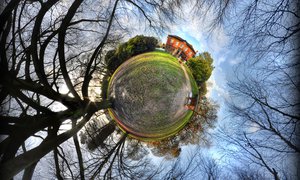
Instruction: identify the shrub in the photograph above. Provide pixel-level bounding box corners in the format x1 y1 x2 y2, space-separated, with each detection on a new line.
186 52 214 85
105 35 158 74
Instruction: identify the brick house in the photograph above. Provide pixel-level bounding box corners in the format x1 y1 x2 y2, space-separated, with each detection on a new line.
165 35 197 61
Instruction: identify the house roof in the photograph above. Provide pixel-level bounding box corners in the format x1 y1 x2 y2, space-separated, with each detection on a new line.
168 35 196 54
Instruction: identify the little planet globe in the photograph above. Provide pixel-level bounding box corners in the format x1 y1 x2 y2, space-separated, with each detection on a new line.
108 51 198 140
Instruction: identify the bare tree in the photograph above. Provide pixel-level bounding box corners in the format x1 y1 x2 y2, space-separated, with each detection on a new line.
193 0 299 60
80 118 116 151
0 0 186 179
0 0 119 178
232 166 267 180
189 0 300 179
160 146 222 180
54 131 165 180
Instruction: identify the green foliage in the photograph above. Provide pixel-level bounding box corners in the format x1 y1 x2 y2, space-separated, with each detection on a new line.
105 35 158 74
104 49 116 65
186 52 214 85
198 82 207 96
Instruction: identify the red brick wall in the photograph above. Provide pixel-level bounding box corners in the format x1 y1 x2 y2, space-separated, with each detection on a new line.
166 36 195 60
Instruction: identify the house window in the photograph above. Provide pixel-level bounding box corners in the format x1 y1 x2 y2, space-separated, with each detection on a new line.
170 39 174 43
176 41 179 46
185 48 188 52
189 52 193 56
180 44 184 48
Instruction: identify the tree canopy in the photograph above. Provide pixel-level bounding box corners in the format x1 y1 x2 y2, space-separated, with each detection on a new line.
105 35 158 74
186 52 214 84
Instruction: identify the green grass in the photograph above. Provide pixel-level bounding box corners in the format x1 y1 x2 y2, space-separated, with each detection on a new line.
183 63 199 95
133 110 194 142
151 50 198 95
107 51 198 141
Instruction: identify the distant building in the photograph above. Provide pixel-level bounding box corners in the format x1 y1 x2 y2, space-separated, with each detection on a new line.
165 35 197 61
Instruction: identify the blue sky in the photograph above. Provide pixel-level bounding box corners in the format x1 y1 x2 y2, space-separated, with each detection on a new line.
145 5 246 164
159 22 232 120
123 14 237 164
121 2 237 107
96 1 239 164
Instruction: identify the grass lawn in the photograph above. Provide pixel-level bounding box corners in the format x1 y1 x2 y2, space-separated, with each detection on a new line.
107 51 198 141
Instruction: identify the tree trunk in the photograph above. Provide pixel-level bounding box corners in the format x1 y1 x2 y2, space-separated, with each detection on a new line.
87 121 116 150
53 148 63 180
22 162 38 180
73 121 85 180
0 112 93 179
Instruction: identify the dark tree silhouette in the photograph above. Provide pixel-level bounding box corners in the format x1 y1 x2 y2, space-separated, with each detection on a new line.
231 166 267 180
160 146 222 180
0 0 184 179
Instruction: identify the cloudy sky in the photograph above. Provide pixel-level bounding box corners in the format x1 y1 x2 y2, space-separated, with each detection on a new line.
158 5 234 126
118 3 244 165
126 3 235 108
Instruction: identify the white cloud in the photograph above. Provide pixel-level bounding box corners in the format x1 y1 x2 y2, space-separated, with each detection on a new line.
119 1 233 122
214 56 226 67
248 122 260 133
229 57 241 65
207 70 229 102
207 27 229 53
